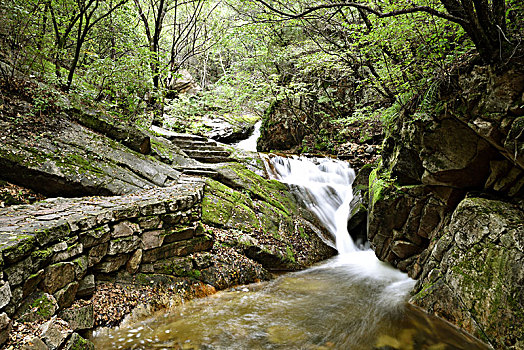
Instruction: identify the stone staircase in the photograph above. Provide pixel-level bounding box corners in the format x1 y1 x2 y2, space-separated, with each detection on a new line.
150 126 238 181
166 133 234 164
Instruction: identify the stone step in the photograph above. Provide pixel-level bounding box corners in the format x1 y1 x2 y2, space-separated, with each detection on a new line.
182 145 225 152
183 149 231 158
181 169 219 178
177 175 208 184
172 140 218 148
191 156 235 163
168 134 208 143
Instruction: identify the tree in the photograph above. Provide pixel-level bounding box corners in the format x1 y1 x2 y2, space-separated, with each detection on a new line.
248 0 521 64
48 0 128 90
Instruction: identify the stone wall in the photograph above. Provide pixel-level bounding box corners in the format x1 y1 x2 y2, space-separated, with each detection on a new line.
0 183 209 348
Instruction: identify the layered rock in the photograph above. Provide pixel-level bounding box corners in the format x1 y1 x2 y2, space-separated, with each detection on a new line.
203 163 336 270
366 61 524 348
412 196 523 349
0 115 185 197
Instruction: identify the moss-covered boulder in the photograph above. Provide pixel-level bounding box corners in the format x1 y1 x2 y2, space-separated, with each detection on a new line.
202 165 336 271
0 114 184 196
367 62 524 348
411 197 523 349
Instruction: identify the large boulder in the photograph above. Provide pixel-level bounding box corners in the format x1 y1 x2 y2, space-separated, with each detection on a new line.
202 163 337 270
411 197 524 349
367 60 524 348
0 112 185 197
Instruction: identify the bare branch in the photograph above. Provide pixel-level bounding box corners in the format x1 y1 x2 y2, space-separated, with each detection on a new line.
251 0 468 25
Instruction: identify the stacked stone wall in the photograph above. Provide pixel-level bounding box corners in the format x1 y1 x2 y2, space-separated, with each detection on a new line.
0 183 210 347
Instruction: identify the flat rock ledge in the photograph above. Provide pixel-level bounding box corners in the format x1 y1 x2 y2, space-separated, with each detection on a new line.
0 184 208 348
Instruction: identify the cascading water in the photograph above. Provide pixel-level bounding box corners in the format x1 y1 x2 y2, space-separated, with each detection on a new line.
265 155 356 253
233 120 262 152
93 155 490 350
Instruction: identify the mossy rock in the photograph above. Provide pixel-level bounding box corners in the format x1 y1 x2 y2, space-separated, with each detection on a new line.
202 179 259 231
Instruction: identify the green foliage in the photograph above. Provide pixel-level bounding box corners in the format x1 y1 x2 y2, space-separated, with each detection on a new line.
0 0 519 139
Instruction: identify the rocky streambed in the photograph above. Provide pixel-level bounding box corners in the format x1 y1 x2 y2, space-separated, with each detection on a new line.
0 90 338 348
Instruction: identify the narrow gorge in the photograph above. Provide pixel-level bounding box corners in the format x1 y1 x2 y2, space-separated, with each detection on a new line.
0 0 523 349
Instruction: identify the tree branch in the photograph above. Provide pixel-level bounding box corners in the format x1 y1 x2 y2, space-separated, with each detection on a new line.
252 0 468 25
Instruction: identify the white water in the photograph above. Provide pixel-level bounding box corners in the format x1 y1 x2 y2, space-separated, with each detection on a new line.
234 120 262 152
93 155 490 350
265 155 357 253
264 155 417 304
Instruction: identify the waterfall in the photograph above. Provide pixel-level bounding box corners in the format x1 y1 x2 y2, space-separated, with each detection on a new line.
94 154 490 350
264 155 357 254
234 120 262 152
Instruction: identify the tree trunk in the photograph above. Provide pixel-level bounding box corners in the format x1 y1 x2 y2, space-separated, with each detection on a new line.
440 0 508 63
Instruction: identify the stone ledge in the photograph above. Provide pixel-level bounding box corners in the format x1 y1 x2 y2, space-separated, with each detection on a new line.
0 183 209 347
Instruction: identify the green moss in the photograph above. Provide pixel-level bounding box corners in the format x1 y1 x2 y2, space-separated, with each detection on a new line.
31 247 53 260
219 162 296 215
202 179 259 231
298 226 308 239
3 235 36 259
369 168 386 206
70 336 92 350
412 280 438 301
285 245 296 263
34 223 71 244
150 138 180 163
31 295 56 319
73 256 84 269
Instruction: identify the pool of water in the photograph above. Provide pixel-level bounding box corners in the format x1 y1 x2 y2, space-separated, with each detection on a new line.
93 252 489 350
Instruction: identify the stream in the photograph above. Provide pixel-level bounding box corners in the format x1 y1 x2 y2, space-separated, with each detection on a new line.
93 133 490 349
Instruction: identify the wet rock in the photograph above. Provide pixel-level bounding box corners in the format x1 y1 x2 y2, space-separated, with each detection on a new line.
18 293 58 322
50 242 83 263
69 106 151 155
0 112 182 197
126 249 143 274
412 197 523 349
62 332 95 350
76 274 95 298
107 235 140 255
112 221 140 238
0 313 11 346
79 225 111 248
0 281 12 309
41 262 75 294
4 257 34 288
21 336 48 350
165 69 201 96
203 115 256 143
88 243 108 267
59 304 94 331
95 254 129 274
53 282 79 309
39 317 72 350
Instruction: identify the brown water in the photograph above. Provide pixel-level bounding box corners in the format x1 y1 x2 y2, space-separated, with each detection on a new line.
92 252 490 350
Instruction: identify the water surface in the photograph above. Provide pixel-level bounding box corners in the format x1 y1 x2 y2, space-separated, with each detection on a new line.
93 252 489 350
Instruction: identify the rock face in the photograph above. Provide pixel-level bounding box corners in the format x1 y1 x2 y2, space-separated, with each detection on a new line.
257 99 309 152
203 163 337 270
412 197 523 349
0 114 184 197
165 69 201 97
366 61 524 348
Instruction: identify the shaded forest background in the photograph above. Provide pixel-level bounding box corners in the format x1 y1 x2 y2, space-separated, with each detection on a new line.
0 0 523 153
